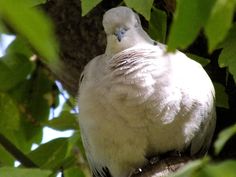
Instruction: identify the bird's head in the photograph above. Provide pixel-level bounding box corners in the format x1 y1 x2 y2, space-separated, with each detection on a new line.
102 6 152 55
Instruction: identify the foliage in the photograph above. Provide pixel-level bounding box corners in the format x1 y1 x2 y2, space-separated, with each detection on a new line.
0 0 236 177
170 159 236 177
123 0 154 20
214 124 236 155
0 167 51 177
218 24 236 81
0 0 86 176
0 0 58 62
81 0 102 16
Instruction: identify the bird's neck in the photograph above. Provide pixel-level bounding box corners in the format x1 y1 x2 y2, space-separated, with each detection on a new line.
105 29 153 56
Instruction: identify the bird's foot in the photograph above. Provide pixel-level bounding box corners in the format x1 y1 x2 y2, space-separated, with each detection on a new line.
149 156 160 165
128 168 142 177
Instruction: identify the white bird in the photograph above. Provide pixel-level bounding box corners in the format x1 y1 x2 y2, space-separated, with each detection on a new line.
78 6 216 177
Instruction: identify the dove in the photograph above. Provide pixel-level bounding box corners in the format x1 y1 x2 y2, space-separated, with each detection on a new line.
78 6 216 177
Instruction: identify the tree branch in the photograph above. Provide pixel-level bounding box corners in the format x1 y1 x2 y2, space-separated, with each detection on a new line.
131 156 192 177
0 133 38 168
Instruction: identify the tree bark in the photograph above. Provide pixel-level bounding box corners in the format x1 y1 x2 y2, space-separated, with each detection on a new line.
41 0 110 96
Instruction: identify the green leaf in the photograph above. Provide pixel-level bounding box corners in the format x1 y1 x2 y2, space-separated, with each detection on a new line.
0 54 34 91
168 0 215 50
19 68 54 122
0 0 58 62
0 167 51 177
28 138 68 169
0 93 20 133
64 134 90 177
0 93 34 152
9 67 55 142
6 36 33 58
213 82 229 108
0 22 7 33
205 0 235 52
0 145 15 166
59 156 77 170
81 0 102 16
64 167 86 177
185 53 210 67
46 111 78 131
24 0 47 7
218 24 236 82
170 158 208 177
124 0 154 20
68 132 86 159
200 160 236 177
148 7 167 43
214 124 236 155
62 96 77 112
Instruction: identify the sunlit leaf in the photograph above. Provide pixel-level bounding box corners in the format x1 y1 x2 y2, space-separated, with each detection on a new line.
205 0 235 52
81 0 102 16
213 82 229 109
0 0 58 62
0 167 51 177
168 0 215 50
124 0 154 20
148 7 167 43
214 124 236 155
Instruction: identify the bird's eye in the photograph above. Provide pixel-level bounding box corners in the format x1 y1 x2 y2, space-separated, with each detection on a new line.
119 27 129 32
124 27 129 31
122 27 129 33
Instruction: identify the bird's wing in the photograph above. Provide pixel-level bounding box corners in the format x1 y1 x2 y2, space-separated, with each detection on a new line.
81 130 112 177
79 55 111 177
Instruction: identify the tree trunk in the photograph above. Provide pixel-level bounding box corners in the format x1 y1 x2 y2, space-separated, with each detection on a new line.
41 0 108 96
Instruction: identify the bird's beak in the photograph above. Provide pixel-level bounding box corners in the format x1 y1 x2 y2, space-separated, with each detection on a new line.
114 28 127 42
